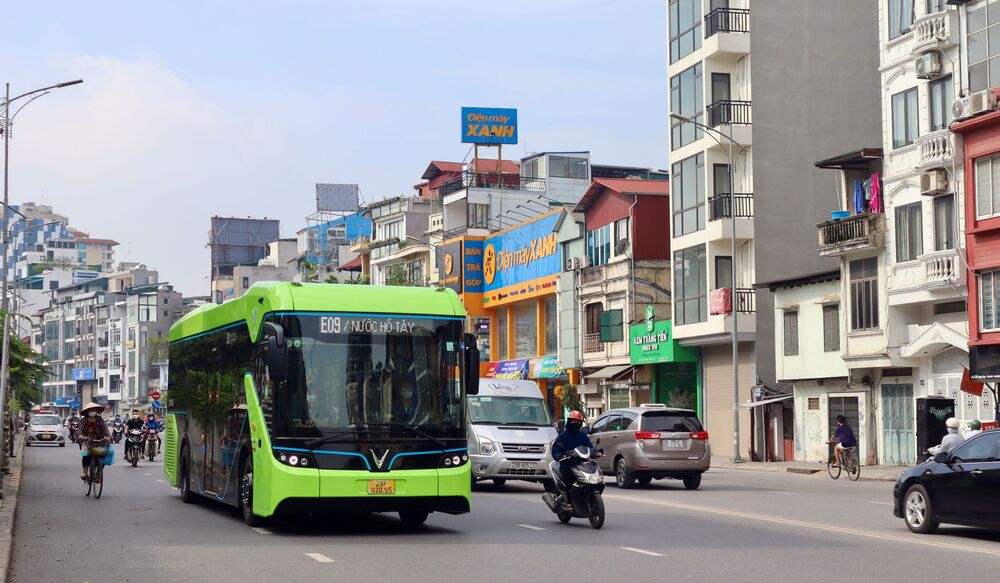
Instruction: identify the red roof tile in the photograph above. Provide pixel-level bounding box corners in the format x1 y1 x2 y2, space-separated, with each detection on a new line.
573 178 670 213
421 159 520 180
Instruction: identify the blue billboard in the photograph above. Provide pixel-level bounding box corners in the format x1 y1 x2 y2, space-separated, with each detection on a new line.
71 367 95 381
482 211 561 298
461 107 518 145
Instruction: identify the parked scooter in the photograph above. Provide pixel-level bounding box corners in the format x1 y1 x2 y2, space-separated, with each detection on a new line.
112 419 124 444
542 446 606 529
126 429 143 467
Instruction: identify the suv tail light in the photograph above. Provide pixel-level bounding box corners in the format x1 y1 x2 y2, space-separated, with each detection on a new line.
690 431 709 440
634 431 661 440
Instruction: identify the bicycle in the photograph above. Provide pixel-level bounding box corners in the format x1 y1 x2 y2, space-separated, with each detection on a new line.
83 444 108 499
827 444 861 481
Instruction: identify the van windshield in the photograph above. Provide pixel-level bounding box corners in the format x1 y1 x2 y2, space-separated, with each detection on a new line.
468 396 552 426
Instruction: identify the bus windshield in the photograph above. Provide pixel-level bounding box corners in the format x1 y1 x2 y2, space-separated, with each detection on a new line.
468 396 552 426
268 313 465 440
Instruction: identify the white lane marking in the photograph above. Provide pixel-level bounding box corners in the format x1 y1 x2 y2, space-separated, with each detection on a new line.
768 491 795 495
251 527 273 535
621 547 664 557
867 501 893 506
155 479 164 483
305 552 335 563
515 523 546 531
143 473 151 476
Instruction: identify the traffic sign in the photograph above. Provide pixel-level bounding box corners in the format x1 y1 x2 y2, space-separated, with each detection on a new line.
150 391 161 400
151 400 162 410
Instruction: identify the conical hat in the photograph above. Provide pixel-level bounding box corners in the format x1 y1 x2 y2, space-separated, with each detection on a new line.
80 402 103 414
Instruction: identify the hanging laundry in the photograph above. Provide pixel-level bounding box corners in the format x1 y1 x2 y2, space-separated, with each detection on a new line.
869 172 883 213
853 178 866 214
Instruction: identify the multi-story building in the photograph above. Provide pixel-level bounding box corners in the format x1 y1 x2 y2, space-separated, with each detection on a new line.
209 216 281 301
667 0 880 460
571 178 675 416
293 211 370 280
230 239 297 298
767 271 850 463
365 196 435 286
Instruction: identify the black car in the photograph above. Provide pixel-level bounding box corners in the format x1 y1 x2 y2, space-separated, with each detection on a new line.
893 430 1000 534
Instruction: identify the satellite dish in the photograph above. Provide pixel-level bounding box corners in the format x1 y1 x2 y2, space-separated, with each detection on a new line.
615 238 630 255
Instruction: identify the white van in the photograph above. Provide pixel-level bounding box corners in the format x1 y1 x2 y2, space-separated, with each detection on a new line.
467 379 558 486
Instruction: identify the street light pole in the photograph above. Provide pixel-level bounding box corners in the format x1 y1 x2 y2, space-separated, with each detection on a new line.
670 113 746 462
0 79 83 479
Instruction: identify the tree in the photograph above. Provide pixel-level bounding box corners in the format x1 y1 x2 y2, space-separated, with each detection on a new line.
3 314 48 412
344 275 370 285
301 261 319 283
554 384 585 418
324 274 339 284
385 264 410 286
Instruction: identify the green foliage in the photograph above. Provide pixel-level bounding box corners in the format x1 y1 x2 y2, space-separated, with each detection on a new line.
301 261 319 283
557 384 584 417
3 314 48 411
385 264 410 286
344 275 370 285
324 274 339 284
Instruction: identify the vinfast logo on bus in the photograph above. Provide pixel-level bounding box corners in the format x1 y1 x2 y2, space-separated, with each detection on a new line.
461 107 518 145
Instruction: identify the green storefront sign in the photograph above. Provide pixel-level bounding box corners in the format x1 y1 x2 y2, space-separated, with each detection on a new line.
629 320 697 365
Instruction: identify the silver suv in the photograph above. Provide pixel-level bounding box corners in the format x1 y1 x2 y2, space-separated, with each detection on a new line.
588 405 710 489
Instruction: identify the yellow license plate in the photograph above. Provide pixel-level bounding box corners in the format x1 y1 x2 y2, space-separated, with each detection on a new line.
367 480 395 495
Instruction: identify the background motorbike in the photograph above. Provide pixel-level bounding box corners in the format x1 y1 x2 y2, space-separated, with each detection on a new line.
542 446 606 529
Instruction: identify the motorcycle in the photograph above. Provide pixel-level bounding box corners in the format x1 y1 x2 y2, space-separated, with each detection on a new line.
144 428 159 462
112 421 124 444
542 446 606 529
126 429 144 467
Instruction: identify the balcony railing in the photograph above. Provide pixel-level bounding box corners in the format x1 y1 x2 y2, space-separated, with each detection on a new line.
913 9 956 51
709 193 754 220
735 288 755 314
708 100 752 127
916 130 952 170
817 213 885 256
704 7 750 38
924 249 960 282
437 173 546 197
583 333 604 353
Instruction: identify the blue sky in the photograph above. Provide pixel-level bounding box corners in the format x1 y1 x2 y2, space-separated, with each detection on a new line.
3 1 666 295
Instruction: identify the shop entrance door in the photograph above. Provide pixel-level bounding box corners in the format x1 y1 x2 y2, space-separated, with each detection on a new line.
881 384 915 465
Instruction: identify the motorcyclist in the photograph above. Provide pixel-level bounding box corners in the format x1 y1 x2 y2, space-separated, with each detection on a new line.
929 417 964 456
551 411 594 496
144 413 162 454
124 409 144 461
68 411 81 442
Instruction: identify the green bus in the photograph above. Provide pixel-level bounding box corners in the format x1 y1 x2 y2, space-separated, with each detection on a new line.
163 282 480 526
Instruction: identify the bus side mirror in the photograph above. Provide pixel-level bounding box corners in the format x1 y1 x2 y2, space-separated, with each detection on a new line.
463 333 480 396
264 322 287 384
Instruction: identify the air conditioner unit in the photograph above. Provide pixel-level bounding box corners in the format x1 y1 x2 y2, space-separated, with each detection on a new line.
920 169 948 196
952 90 997 121
564 256 575 271
915 52 942 80
577 256 591 269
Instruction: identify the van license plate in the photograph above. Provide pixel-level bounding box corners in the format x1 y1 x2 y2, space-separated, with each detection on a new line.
511 462 535 471
666 439 684 448
367 480 395 495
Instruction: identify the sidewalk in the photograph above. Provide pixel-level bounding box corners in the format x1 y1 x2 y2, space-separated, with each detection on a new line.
711 456 904 482
0 435 25 583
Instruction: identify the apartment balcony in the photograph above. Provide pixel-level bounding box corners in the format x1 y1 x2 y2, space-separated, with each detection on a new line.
350 236 371 253
888 249 965 306
437 173 546 197
579 260 632 295
702 8 750 59
707 100 751 128
369 238 401 261
581 333 630 366
708 193 753 220
912 9 958 54
817 213 885 257
915 130 952 171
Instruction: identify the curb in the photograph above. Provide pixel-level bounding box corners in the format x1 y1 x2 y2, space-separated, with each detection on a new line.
0 435 25 583
715 461 899 482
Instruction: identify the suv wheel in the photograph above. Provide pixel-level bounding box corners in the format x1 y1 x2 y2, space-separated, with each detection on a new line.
636 474 653 487
683 472 702 490
615 458 635 489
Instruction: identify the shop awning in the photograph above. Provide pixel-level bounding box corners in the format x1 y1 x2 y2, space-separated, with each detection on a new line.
739 394 793 409
585 365 632 381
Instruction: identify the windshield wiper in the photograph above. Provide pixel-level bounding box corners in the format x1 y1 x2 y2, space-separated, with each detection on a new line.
304 430 361 450
371 423 448 449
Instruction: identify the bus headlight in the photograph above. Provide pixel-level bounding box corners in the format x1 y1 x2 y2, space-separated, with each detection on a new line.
440 451 469 468
479 438 495 456
274 450 314 468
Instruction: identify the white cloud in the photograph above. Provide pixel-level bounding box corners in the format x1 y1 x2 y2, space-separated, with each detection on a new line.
9 55 309 295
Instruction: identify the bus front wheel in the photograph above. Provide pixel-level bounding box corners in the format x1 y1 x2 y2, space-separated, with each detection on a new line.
240 456 265 527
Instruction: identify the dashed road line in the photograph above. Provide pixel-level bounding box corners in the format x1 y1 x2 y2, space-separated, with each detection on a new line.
251 527 273 535
306 552 335 563
867 500 893 506
621 547 664 557
515 523 546 531
601 493 1000 557
768 491 796 495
